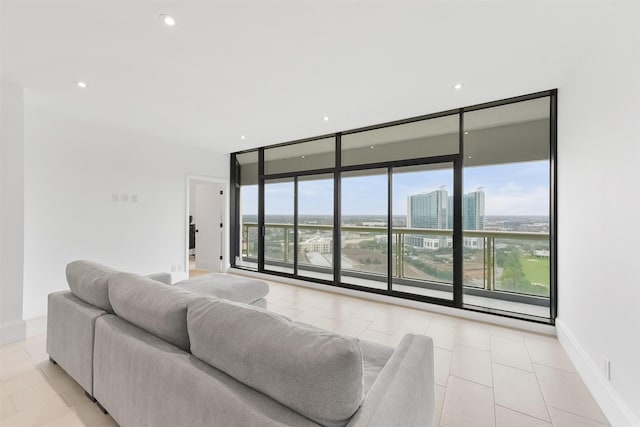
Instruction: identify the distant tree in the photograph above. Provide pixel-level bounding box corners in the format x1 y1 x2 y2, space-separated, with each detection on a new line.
496 253 549 295
495 250 509 268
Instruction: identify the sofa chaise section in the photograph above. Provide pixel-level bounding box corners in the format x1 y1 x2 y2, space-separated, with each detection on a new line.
46 260 270 397
175 273 269 308
92 277 435 427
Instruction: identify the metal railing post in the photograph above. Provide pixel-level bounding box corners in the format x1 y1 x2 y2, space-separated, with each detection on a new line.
487 237 494 291
284 226 289 262
242 224 248 257
400 232 405 278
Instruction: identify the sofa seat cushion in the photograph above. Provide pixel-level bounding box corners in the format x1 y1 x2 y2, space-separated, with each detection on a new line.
109 272 197 351
187 298 364 427
67 260 118 312
175 274 269 305
94 315 320 427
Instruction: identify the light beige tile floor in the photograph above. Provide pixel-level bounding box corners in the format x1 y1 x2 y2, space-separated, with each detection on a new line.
0 334 117 427
0 278 610 426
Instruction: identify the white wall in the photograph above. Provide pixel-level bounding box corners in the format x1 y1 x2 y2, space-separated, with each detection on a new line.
0 81 26 344
22 104 229 319
189 179 198 223
557 4 640 425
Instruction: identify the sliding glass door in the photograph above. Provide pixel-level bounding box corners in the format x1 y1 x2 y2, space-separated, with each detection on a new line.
340 169 388 289
234 151 259 270
231 90 556 324
391 163 454 301
297 174 334 282
264 179 294 274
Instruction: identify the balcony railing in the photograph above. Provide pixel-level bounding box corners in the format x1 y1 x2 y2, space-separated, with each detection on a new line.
240 222 550 304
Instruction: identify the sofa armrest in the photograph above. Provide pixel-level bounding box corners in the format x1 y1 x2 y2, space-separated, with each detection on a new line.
347 334 435 427
145 272 172 285
46 291 108 394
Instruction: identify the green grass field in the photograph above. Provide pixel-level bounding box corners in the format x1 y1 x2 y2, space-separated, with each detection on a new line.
520 256 550 286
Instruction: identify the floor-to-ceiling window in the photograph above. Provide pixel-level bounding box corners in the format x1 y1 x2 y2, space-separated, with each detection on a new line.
340 169 389 289
263 178 294 274
230 90 556 323
232 151 258 270
297 174 334 281
391 163 455 301
339 111 460 302
462 96 552 319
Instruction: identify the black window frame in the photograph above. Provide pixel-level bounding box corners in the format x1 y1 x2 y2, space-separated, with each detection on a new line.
230 89 558 325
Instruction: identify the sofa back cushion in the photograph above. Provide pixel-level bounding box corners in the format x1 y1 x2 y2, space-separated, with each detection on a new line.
66 260 117 312
109 272 196 351
187 298 364 427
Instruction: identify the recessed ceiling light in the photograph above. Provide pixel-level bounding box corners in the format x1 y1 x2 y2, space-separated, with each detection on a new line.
240 135 245 140
464 131 469 135
467 156 472 159
369 146 375 149
323 116 329 121
75 81 87 88
159 14 176 27
452 83 463 90
301 155 306 159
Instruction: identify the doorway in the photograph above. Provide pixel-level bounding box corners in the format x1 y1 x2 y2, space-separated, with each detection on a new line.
187 177 227 278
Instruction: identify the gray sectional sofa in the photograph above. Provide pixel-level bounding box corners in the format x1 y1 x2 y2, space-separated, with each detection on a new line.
47 260 435 427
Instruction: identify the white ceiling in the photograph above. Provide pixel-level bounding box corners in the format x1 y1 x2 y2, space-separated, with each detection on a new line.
0 1 621 154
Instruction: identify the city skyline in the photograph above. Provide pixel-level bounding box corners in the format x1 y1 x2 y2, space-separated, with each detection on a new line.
241 160 549 216
406 188 485 249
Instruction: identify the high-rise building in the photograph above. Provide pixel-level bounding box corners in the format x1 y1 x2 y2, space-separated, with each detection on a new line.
407 188 485 249
407 187 448 229
463 190 485 231
448 196 453 231
407 187 450 249
463 189 485 249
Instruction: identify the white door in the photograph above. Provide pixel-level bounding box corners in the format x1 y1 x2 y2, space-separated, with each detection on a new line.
195 182 224 271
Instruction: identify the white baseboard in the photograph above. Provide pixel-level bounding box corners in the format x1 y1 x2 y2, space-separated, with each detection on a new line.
556 318 640 427
25 315 47 338
0 319 27 345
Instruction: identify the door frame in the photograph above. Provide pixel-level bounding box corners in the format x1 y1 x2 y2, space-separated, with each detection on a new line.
185 175 230 276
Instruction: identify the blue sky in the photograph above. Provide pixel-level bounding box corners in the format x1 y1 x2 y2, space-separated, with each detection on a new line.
242 161 549 216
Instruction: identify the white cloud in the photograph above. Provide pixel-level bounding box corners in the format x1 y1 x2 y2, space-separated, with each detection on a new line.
486 186 549 215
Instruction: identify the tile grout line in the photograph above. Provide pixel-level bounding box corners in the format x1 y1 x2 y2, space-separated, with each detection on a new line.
528 358 579 375
7 394 18 413
451 341 492 353
522 335 554 425
521 334 580 373
491 360 535 374
489 331 498 426
438 372 452 427
6 392 72 421
447 374 493 390
494 403 553 424
545 404 610 426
